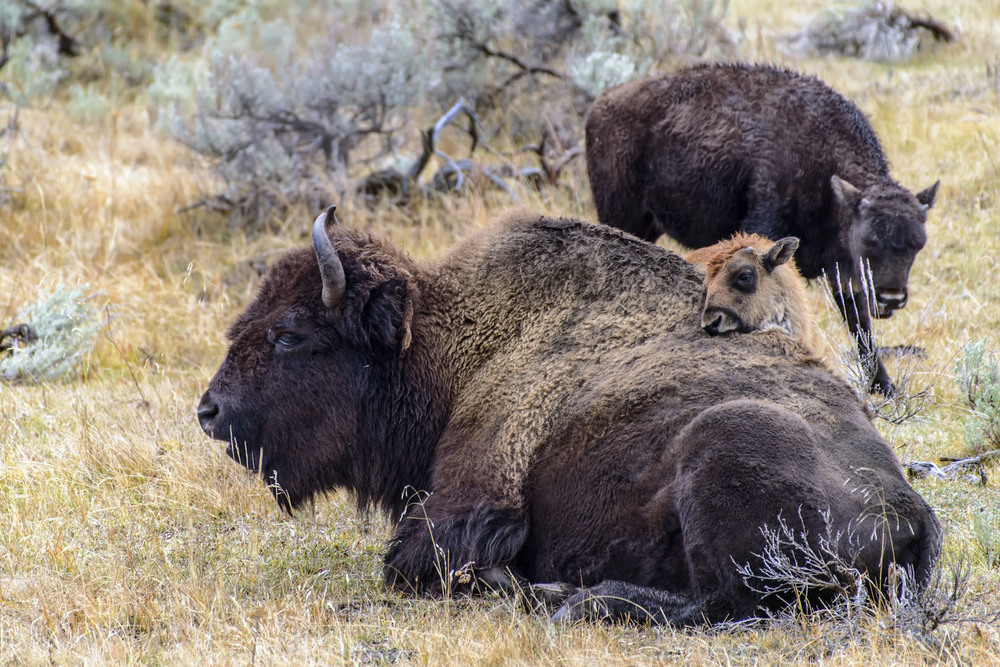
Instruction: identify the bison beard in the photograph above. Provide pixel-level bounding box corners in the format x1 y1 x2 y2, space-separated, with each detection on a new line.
198 208 941 625
585 63 940 396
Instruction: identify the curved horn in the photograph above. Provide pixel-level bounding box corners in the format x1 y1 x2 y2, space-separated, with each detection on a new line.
312 205 346 308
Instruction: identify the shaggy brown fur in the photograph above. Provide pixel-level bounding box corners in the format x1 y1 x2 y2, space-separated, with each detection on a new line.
198 208 940 626
687 233 822 357
585 62 940 395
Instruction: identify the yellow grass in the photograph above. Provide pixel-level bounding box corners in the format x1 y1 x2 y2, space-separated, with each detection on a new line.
2 1 1000 663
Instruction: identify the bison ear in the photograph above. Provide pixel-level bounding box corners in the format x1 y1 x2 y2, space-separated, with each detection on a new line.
762 237 799 273
916 180 940 210
830 175 862 209
363 278 414 355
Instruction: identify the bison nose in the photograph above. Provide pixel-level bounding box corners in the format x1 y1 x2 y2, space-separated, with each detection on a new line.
875 289 907 317
197 392 220 435
703 314 722 335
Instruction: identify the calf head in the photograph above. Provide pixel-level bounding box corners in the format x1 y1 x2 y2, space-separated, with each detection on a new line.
697 236 801 336
830 175 938 318
197 207 419 512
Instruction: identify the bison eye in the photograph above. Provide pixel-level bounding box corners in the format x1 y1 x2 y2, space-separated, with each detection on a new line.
268 328 305 350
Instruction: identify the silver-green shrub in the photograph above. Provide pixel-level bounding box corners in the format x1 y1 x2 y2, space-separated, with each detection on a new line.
781 1 954 63
0 284 100 383
956 338 1000 454
570 50 638 99
153 7 434 225
1 31 68 105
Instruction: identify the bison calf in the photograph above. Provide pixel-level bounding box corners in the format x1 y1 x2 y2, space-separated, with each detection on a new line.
686 232 822 357
585 62 939 395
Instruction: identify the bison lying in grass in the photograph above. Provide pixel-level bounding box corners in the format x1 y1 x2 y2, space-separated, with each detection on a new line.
198 207 940 625
585 62 940 396
686 233 823 358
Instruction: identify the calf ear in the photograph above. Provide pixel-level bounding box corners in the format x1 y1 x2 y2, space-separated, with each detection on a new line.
363 278 414 355
762 237 799 273
916 180 940 210
831 175 862 209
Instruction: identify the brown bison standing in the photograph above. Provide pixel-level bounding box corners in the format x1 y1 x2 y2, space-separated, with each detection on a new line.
585 63 940 395
198 207 940 625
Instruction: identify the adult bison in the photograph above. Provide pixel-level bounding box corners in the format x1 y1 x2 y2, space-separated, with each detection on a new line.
198 207 940 625
585 63 940 396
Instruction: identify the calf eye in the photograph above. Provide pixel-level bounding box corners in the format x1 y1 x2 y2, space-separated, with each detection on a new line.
733 270 756 292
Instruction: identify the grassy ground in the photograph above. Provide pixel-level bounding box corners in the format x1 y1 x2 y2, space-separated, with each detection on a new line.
2 1 1000 663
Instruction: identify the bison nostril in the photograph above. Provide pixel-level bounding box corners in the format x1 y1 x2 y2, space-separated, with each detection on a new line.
197 403 218 420
197 396 220 432
703 315 722 335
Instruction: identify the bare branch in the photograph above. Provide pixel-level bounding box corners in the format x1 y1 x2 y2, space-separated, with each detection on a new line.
17 0 80 57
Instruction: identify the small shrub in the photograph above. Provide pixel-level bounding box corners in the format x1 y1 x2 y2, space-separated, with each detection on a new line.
0 284 100 383
782 1 954 63
735 508 983 643
955 338 1000 455
154 8 434 226
970 505 1000 569
569 50 638 99
734 507 868 613
1 33 68 104
65 83 112 123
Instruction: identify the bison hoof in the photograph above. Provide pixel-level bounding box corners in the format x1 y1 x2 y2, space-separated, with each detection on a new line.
527 582 578 614
870 368 897 397
551 587 613 624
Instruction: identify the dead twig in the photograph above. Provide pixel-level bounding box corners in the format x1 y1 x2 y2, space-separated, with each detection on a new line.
905 449 1000 485
357 98 479 202
17 0 80 57
0 323 37 353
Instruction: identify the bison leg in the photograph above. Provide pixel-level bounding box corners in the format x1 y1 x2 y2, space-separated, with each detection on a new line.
383 498 528 596
548 580 728 626
832 286 895 395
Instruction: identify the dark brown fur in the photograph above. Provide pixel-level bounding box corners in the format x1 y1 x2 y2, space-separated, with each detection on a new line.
585 63 939 395
198 209 940 625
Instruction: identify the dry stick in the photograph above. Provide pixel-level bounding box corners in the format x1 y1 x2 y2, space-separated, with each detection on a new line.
939 449 1000 468
18 0 80 56
428 98 478 190
0 323 36 352
906 449 1000 484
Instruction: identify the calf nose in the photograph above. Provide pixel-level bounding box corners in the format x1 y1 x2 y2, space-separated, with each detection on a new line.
197 392 220 435
703 313 722 335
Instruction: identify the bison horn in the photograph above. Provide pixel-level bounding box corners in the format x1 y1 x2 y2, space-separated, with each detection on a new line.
313 205 346 308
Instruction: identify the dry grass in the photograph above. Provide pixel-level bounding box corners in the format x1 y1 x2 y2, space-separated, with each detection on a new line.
2 0 1000 663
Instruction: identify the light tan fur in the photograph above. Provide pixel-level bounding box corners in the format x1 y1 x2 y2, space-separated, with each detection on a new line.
687 232 822 357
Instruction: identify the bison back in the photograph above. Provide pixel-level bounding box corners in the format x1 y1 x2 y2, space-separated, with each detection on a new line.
439 214 937 615
585 63 890 264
